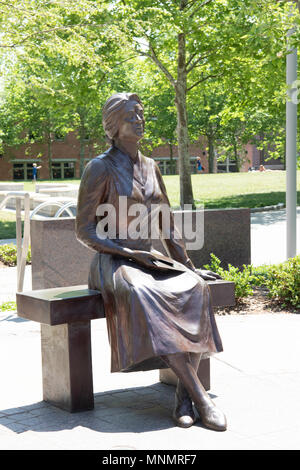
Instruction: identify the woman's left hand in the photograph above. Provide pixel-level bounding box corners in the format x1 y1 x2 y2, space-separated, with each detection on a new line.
194 269 222 281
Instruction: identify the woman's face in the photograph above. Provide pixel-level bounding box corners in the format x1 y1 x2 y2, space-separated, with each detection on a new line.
117 100 144 142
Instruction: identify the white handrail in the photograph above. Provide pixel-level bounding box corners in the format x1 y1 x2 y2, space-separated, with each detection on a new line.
54 201 77 218
30 200 75 219
0 193 77 292
30 200 64 219
0 192 30 292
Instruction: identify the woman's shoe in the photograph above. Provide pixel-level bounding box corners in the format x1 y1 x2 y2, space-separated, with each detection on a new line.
195 402 227 432
173 383 196 428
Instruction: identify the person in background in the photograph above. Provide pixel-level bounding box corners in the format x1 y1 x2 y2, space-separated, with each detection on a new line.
196 157 204 174
32 163 42 181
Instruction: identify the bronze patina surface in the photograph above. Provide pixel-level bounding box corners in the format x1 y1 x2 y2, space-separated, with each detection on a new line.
75 92 227 431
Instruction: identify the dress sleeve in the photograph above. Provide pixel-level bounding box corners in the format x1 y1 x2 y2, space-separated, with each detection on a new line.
76 157 132 259
154 161 196 270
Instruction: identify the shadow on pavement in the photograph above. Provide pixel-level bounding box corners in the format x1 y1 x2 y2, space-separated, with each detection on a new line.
251 207 300 227
0 384 218 435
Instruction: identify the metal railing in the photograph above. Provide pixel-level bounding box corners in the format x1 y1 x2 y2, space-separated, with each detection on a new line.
0 192 30 292
0 193 77 292
30 200 75 219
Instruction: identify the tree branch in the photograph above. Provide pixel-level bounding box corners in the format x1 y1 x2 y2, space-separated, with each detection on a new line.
96 55 139 88
186 52 197 68
0 1 36 14
188 0 214 19
0 22 106 48
186 50 215 73
187 73 219 92
185 0 200 11
141 42 176 87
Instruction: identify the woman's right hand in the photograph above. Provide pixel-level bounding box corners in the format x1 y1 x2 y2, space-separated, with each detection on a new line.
130 250 172 271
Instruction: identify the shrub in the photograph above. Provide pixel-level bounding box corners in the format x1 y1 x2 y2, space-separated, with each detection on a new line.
259 256 300 309
204 253 300 309
0 244 31 267
0 301 17 312
203 253 255 300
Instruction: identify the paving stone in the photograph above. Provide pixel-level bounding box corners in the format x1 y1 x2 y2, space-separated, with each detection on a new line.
1 273 300 451
0 417 15 427
4 422 28 434
1 407 35 416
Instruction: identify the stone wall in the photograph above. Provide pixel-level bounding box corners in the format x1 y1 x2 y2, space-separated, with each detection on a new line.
31 208 250 290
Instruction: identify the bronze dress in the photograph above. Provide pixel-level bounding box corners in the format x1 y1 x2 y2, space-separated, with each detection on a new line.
76 147 223 373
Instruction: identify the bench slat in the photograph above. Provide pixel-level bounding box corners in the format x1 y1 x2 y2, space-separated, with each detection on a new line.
17 280 235 326
17 285 105 325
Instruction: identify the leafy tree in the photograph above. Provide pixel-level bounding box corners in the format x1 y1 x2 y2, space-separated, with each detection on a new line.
0 0 294 202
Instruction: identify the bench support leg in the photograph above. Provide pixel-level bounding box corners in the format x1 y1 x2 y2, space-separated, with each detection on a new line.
41 321 94 412
159 358 210 391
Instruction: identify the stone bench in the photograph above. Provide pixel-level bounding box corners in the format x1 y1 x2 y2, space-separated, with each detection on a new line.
16 280 235 413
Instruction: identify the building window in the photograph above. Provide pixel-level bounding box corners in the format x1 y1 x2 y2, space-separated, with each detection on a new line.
13 163 25 180
13 162 39 180
52 162 62 179
154 157 198 175
154 158 177 175
217 158 237 173
51 161 75 179
63 161 75 178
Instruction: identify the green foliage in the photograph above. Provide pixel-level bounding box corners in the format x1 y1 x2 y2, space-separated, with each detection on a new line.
255 257 300 309
0 301 16 312
0 0 293 204
204 253 300 309
203 253 255 300
0 244 31 267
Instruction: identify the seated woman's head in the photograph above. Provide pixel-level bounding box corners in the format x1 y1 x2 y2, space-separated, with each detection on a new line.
102 92 145 145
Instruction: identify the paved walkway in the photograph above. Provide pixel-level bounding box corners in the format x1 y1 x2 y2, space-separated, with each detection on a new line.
0 265 31 303
0 306 299 450
0 208 300 450
251 207 300 266
0 239 16 246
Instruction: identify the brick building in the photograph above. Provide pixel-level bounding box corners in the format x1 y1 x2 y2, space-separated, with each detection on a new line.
0 131 283 181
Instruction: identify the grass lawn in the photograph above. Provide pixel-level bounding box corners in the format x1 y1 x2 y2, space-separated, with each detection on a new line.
23 179 81 192
164 170 300 209
0 210 23 239
1 171 299 239
13 170 300 209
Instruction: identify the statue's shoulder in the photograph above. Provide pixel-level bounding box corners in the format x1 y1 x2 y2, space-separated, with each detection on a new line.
86 148 116 173
140 153 157 167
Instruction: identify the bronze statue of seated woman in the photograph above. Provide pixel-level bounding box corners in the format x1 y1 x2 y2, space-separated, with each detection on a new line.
76 92 227 431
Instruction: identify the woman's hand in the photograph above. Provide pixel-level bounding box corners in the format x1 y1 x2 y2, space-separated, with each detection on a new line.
130 250 174 271
194 269 222 281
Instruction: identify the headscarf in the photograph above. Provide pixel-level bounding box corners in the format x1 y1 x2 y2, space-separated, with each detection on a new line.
102 92 144 144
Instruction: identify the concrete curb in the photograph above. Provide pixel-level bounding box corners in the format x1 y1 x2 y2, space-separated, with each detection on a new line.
251 203 286 213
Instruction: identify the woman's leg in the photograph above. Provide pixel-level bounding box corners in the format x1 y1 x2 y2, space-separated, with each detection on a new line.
173 353 202 427
162 352 227 431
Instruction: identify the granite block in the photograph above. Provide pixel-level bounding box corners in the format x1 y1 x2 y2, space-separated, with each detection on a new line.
31 209 250 290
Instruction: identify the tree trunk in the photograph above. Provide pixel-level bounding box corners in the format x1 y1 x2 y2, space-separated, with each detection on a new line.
169 143 175 175
207 134 217 173
169 142 173 160
79 116 86 177
175 32 194 208
233 138 240 172
79 135 85 177
47 132 53 180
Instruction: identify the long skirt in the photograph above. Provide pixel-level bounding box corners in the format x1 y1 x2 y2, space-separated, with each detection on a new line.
88 252 223 373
